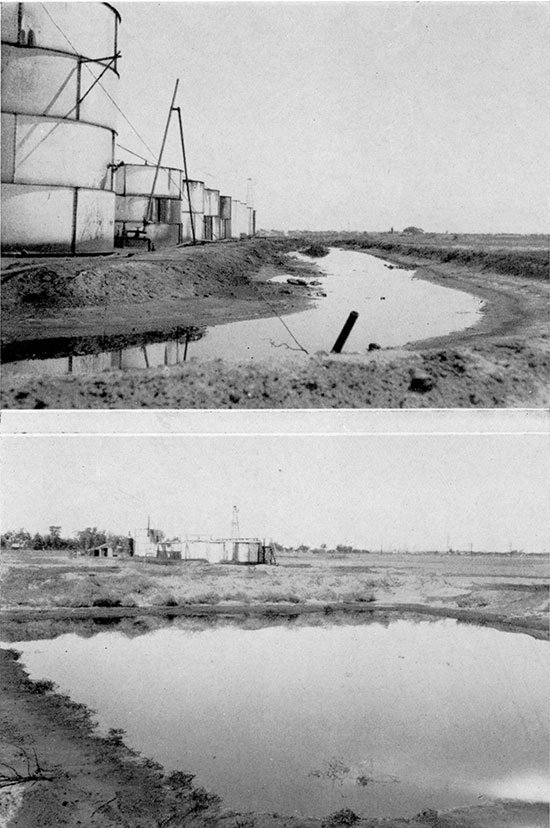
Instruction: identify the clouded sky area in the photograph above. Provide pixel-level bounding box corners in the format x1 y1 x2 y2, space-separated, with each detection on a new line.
113 1 549 233
2 431 548 552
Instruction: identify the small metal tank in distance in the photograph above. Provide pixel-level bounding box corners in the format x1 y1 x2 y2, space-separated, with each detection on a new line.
181 179 204 242
204 187 221 240
219 195 232 239
114 163 183 248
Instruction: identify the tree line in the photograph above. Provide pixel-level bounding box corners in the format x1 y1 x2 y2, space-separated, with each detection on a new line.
1 526 131 554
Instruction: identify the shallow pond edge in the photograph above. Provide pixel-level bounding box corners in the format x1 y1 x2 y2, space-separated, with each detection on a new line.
1 601 547 640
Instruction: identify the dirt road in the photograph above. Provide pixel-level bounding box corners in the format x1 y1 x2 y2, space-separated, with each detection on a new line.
2 236 548 408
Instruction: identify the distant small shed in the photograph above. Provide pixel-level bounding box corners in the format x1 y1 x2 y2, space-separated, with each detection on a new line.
89 544 115 558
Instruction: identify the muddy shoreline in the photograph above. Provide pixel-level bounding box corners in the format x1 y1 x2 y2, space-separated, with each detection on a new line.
1 242 317 355
356 245 547 350
1 626 548 828
1 549 548 827
2 236 548 408
1 600 547 641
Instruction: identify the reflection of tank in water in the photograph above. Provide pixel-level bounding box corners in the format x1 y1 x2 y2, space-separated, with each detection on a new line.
111 326 206 369
2 326 207 377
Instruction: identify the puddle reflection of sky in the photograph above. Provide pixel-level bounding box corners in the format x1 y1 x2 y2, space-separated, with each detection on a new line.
5 617 547 819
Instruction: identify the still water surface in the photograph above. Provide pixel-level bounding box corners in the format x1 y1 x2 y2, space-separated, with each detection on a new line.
6 618 547 818
3 250 483 376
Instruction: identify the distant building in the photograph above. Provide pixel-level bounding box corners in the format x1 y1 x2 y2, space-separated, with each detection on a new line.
88 543 115 558
132 525 276 565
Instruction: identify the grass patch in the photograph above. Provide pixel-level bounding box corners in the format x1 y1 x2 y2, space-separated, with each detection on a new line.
333 236 549 280
260 591 301 603
340 591 376 603
302 243 329 258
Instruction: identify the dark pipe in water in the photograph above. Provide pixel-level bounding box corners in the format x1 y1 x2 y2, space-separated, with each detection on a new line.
331 311 359 354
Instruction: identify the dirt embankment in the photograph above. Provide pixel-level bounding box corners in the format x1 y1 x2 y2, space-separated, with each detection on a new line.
4 340 547 409
1 239 316 347
2 235 549 408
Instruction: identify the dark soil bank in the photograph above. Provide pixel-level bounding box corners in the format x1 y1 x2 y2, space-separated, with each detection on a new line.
3 342 548 409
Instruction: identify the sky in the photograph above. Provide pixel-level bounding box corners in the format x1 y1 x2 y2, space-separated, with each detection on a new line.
2 429 549 552
110 1 550 233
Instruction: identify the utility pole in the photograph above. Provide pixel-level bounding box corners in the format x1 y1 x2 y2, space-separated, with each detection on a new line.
231 506 240 539
246 178 254 208
145 78 196 244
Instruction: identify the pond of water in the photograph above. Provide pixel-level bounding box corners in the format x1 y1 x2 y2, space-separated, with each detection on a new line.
3 250 484 377
5 617 547 818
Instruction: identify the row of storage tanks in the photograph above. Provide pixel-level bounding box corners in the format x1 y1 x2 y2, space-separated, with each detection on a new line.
1 2 255 255
115 164 255 248
133 527 266 564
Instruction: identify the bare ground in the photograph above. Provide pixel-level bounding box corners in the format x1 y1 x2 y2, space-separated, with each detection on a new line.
2 236 549 408
0 551 548 827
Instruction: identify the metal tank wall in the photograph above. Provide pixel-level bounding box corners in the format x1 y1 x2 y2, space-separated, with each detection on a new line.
114 163 183 248
182 212 204 242
181 179 204 242
239 201 250 237
204 188 220 217
134 529 158 558
230 199 241 237
232 540 262 564
184 539 229 563
1 2 121 254
204 188 220 241
231 200 249 238
219 195 232 239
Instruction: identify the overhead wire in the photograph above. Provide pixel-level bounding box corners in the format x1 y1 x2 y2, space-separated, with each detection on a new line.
37 6 249 205
34 5 259 262
39 3 157 162
39 5 187 199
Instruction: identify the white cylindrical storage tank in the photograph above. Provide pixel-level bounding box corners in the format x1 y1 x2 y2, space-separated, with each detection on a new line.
247 207 254 237
181 179 204 213
181 179 204 242
1 2 121 254
114 163 182 247
204 188 220 217
231 540 262 564
185 539 228 563
134 528 157 557
204 188 220 240
231 199 244 238
219 195 232 220
182 212 203 242
240 201 249 237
